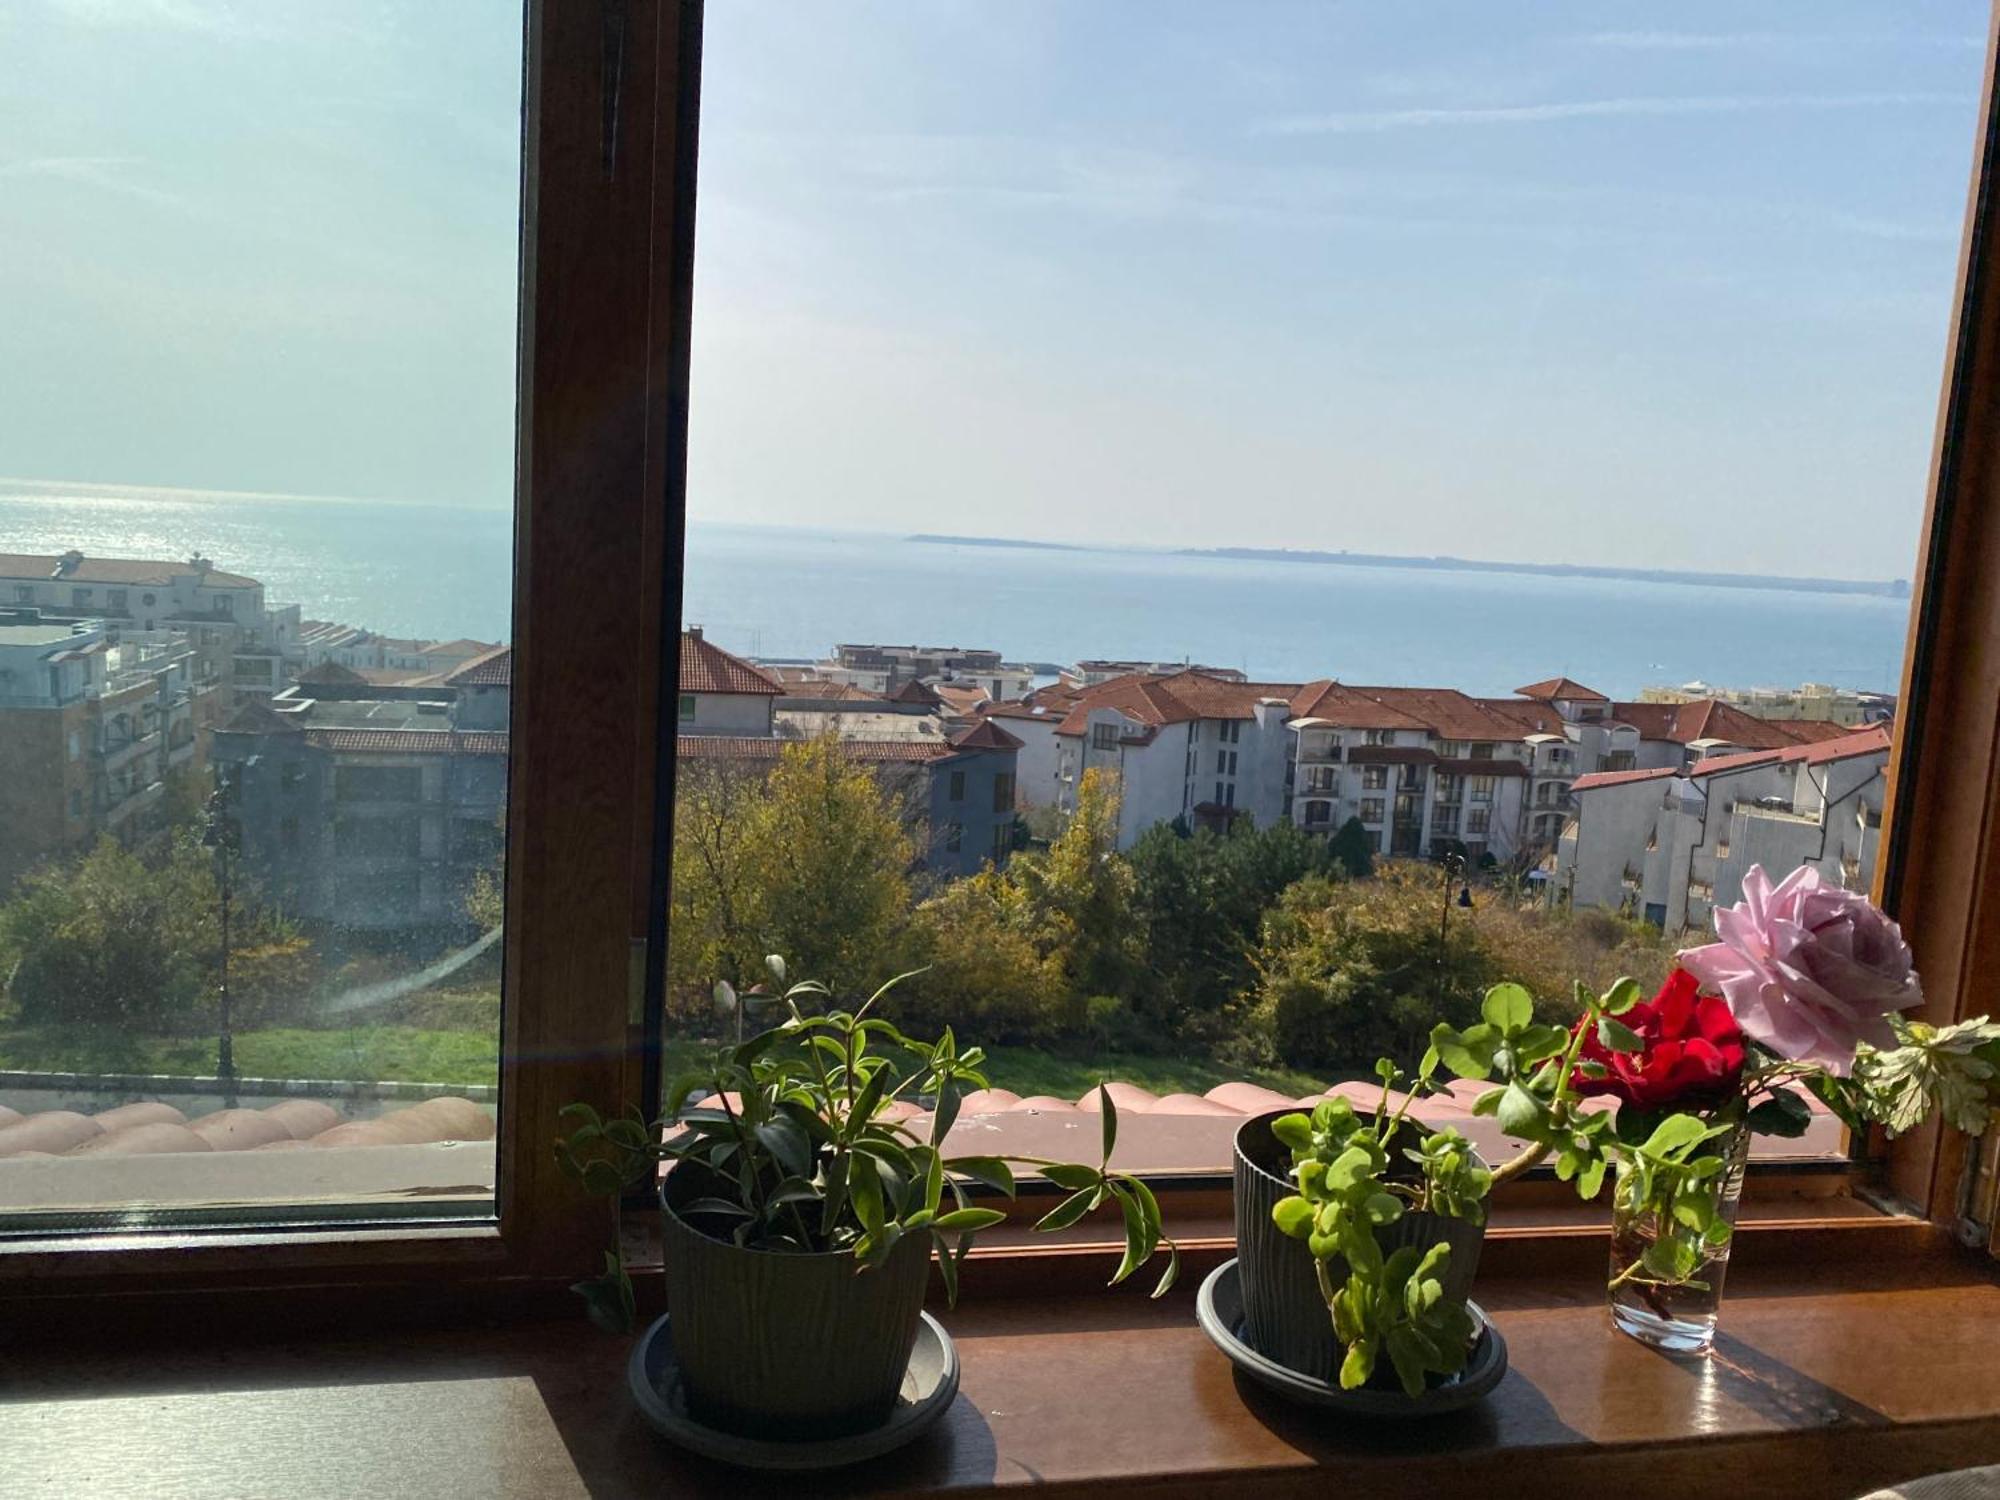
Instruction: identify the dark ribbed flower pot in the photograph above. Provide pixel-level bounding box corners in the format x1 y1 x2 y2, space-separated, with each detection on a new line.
660 1166 932 1441
1233 1109 1486 1383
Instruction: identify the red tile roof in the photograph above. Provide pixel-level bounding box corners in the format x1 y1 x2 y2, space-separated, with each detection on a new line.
677 735 952 764
1050 671 1303 737
679 631 784 695
217 698 305 735
0 1096 492 1159
0 552 260 588
1571 766 1678 792
1516 676 1609 702
948 719 1024 753
443 645 512 687
1689 725 1891 777
1606 698 1841 751
302 729 508 755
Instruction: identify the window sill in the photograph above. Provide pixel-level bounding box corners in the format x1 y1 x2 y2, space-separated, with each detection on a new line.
4 1240 1995 1497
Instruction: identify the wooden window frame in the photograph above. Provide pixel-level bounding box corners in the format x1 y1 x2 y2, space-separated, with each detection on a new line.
7 0 2000 1324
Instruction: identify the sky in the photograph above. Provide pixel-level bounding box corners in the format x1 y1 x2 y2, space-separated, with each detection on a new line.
0 2 1988 579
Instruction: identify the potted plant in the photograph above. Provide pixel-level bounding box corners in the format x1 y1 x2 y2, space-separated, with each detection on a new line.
556 959 1177 1444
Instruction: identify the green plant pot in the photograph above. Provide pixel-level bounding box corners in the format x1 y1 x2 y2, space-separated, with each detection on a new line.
1232 1109 1486 1384
659 1165 933 1441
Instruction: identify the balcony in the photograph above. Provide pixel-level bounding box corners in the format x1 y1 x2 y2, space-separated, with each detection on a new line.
98 730 161 773
102 778 164 826
1294 737 1342 766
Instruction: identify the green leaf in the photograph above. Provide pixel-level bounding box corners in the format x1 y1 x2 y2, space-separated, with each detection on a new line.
1034 1189 1097 1233
1482 982 1535 1034
1596 1016 1644 1054
1326 1144 1378 1190
1040 1162 1101 1192
1270 1112 1314 1152
1432 1022 1501 1080
1098 1084 1118 1166
932 1207 1007 1232
1641 1114 1715 1159
1384 1327 1430 1398
1339 1337 1376 1391
932 1229 961 1307
947 1156 1016 1198
1513 1024 1569 1065
1495 1081 1545 1138
1470 1087 1504 1117
847 1150 885 1235
1576 1157 1607 1200
1601 976 1643 1015
1272 1195 1316 1239
1152 1241 1181 1299
1362 1192 1404 1226
754 1118 810 1179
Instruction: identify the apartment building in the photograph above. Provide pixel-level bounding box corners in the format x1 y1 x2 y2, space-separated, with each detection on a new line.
0 613 210 889
0 551 304 699
1558 727 1890 932
212 647 511 930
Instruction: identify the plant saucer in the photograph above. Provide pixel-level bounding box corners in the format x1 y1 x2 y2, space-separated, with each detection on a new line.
626 1310 960 1470
1196 1258 1507 1417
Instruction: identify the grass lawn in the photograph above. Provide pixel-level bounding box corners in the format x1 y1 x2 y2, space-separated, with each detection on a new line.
659 1038 1326 1104
0 1025 500 1087
0 1024 1319 1102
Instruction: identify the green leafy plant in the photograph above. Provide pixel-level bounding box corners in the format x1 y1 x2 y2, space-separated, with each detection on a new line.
556 957 1177 1333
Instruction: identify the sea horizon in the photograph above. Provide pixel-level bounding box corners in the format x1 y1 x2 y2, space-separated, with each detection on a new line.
0 485 1914 700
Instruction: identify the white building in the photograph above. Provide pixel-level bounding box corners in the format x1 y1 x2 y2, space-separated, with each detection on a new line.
817 643 1034 701
1558 727 1891 932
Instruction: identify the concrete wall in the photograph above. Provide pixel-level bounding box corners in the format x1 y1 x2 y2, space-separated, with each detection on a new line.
678 691 774 737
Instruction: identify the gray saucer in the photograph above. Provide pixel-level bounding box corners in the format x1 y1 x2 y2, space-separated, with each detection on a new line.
626 1311 960 1470
1197 1257 1506 1417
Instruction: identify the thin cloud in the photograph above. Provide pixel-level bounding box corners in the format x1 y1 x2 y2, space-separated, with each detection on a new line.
1584 30 1984 53
1257 92 1971 136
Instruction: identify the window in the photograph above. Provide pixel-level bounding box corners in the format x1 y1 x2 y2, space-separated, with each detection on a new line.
1091 722 1121 750
949 769 965 801
334 766 423 803
1467 808 1491 836
1362 765 1388 790
678 693 697 721
945 821 963 853
1222 720 1241 744
992 772 1014 813
1304 799 1331 826
1435 773 1460 801
1224 782 1237 808
1360 798 1385 824
1434 740 1462 758
0 1 529 1235
1215 780 1226 805
1364 729 1393 746
1470 776 1495 804
1469 743 1495 761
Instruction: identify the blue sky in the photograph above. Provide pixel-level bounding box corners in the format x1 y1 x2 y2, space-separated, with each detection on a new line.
0 2 1987 578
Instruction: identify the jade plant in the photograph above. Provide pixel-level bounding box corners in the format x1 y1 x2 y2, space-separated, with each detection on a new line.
556 958 1177 1333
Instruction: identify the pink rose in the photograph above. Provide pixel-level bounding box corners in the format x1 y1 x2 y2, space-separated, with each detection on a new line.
1678 864 1921 1075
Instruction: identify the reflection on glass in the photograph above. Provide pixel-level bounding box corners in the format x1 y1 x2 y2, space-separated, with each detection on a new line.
0 2 522 1223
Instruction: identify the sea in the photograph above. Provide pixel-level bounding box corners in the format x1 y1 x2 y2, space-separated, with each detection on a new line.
0 485 1913 700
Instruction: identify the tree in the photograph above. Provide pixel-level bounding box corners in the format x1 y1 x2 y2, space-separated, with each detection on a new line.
1328 816 1375 879
900 870 1076 1043
733 737 916 998
1241 865 1491 1073
665 761 766 1005
1006 768 1139 1002
1126 817 1340 1045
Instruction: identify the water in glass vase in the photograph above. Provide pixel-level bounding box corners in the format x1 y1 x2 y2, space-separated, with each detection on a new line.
1606 1127 1751 1354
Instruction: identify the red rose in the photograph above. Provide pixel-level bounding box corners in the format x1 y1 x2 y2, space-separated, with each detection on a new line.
1570 969 1745 1110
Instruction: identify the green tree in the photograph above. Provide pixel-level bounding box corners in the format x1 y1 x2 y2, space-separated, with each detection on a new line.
900 869 1076 1042
0 835 223 1038
1006 768 1139 1002
734 736 916 997
1127 817 1339 1045
1327 816 1375 879
1242 865 1492 1073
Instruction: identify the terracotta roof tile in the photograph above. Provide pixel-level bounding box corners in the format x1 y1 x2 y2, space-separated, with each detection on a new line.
1572 766 1679 792
302 729 508 755
0 552 259 588
679 631 784 695
948 719 1023 753
0 1096 493 1160
442 645 512 687
1516 676 1609 702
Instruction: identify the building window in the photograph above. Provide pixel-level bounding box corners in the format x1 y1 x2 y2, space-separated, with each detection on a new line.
12 585 31 602
1470 742 1495 760
1467 807 1492 835
334 765 422 803
1222 720 1241 744
1435 773 1460 801
1435 806 1459 835
1362 765 1388 790
944 821 962 852
1303 799 1331 826
678 693 696 720
1434 740 1461 758
992 772 1014 813
1364 729 1393 745
71 587 91 607
335 817 421 858
948 770 965 801
1091 722 1121 750
1470 776 1495 803
214 595 234 616
107 589 127 610
140 592 155 606
1360 798 1385 824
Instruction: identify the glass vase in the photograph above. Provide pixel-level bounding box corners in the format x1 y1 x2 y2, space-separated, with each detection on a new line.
1606 1125 1751 1354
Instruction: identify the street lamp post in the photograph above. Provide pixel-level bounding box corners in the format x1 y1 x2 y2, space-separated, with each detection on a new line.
202 769 240 1109
1435 849 1472 1009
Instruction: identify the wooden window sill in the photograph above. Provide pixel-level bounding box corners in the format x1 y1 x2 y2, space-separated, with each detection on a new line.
4 1240 1995 1498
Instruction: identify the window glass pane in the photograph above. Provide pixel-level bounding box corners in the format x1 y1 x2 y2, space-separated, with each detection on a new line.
674 3 1981 1175
0 2 521 1226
